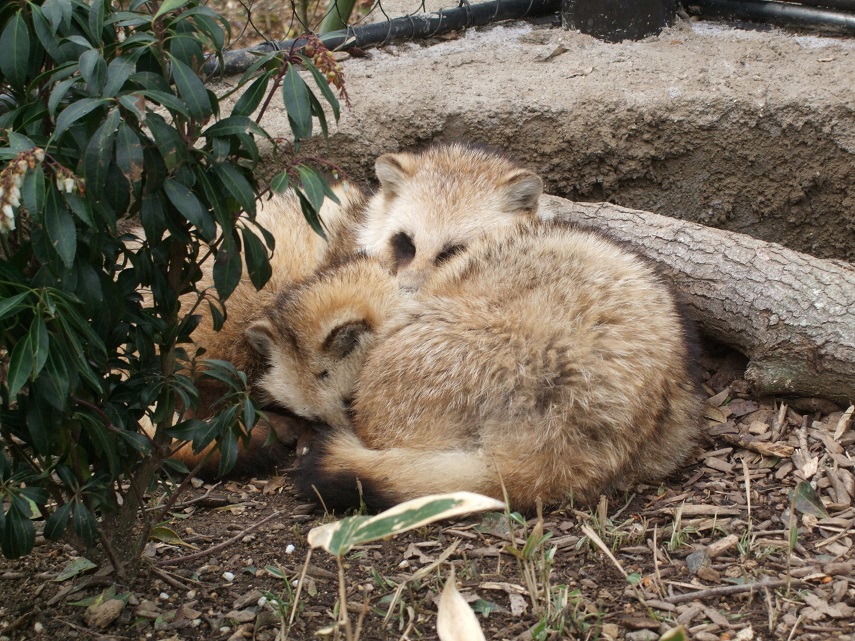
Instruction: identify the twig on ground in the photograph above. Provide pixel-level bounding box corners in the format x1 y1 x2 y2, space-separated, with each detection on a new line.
156 510 284 566
664 578 803 604
146 481 223 512
151 566 198 591
581 523 649 609
290 548 314 628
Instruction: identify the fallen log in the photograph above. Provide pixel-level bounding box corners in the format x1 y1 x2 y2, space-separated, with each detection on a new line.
539 195 855 404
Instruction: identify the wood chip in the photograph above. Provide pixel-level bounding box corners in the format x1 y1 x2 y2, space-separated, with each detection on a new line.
706 534 739 558
719 433 794 457
834 405 854 440
704 457 734 473
671 505 742 517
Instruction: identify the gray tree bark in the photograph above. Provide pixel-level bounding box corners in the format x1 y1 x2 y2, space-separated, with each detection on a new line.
539 195 855 404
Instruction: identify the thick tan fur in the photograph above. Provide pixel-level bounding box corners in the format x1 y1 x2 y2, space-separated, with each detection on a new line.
165 183 366 471
253 221 703 511
245 255 399 428
359 144 543 291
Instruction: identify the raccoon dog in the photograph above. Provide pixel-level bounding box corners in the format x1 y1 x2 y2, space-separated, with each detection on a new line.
165 184 366 472
247 221 703 512
359 144 543 291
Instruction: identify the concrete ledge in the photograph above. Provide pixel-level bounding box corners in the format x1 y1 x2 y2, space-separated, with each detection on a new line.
222 16 855 261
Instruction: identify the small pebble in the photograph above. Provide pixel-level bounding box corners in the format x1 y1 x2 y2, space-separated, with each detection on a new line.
186 590 196 599
257 596 268 607
222 572 235 582
158 592 170 601
285 544 295 554
33 622 44 634
219 626 230 633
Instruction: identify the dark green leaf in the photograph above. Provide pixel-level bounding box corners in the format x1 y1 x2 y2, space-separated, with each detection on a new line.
240 227 271 290
168 34 204 70
84 107 120 195
44 181 77 268
0 10 30 90
22 164 46 218
52 98 109 142
308 90 329 140
270 170 289 194
154 0 191 19
79 414 119 477
7 132 35 152
214 163 256 216
296 189 326 239
163 178 216 241
118 93 146 121
103 55 137 97
31 5 61 58
203 115 266 139
88 0 106 46
115 123 144 185
79 48 106 95
296 164 326 212
242 397 257 431
72 503 98 547
281 63 312 141
7 334 34 398
0 503 35 559
44 502 73 541
40 342 71 407
0 292 29 321
167 54 212 120
64 192 96 228
26 387 54 452
212 234 241 301
30 313 50 380
145 112 186 169
231 74 269 117
48 76 81 117
218 427 238 476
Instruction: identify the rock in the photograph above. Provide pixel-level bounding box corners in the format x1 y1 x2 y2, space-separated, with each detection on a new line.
84 598 125 629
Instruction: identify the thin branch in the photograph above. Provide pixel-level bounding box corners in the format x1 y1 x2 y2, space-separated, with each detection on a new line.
155 509 283 566
664 578 805 604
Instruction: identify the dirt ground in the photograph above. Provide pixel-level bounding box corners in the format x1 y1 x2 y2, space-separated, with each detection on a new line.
1 342 854 641
3 8 855 641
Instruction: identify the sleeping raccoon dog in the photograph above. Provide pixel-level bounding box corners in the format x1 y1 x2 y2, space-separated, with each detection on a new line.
359 143 543 291
246 220 704 512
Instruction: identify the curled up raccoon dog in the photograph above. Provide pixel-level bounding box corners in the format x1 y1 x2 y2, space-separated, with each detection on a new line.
359 143 543 291
246 221 704 513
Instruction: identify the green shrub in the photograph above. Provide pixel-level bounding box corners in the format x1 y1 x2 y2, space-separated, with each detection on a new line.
0 0 343 570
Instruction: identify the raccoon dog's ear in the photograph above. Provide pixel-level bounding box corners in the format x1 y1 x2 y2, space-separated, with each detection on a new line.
498 169 543 213
375 153 415 197
245 319 276 357
323 320 371 360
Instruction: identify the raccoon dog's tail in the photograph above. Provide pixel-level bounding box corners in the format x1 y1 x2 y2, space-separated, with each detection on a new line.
295 431 499 512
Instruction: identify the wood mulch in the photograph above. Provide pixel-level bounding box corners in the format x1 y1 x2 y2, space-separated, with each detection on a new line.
1 345 854 641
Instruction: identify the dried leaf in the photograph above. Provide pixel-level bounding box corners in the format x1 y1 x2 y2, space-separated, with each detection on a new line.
536 45 568 62
792 481 830 519
437 567 486 641
149 525 198 549
53 558 97 582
